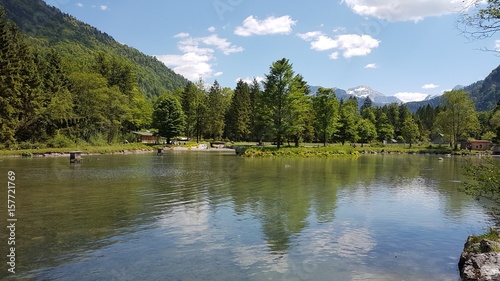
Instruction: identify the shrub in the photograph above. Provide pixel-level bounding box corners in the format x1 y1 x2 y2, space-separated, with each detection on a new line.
48 133 75 148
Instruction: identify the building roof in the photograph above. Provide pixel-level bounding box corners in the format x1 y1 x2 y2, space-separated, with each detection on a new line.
132 131 155 136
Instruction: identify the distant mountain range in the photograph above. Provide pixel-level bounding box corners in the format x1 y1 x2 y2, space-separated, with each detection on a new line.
309 85 403 107
311 63 500 112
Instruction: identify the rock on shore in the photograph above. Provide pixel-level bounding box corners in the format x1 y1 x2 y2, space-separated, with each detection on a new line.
459 228 500 281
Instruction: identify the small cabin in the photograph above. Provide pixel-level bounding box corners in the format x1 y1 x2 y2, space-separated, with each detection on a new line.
133 131 157 144
462 140 492 151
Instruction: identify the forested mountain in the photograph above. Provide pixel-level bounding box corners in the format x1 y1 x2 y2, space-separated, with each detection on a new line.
0 0 189 98
408 64 500 112
463 64 500 111
0 0 191 147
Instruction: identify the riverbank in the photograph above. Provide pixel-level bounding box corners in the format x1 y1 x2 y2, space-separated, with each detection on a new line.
0 142 494 158
235 144 493 158
0 143 155 158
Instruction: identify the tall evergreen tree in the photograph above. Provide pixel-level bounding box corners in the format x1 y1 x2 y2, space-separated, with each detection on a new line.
312 87 339 147
225 79 251 141
249 78 266 142
181 81 206 142
262 58 296 149
285 74 312 147
205 80 226 140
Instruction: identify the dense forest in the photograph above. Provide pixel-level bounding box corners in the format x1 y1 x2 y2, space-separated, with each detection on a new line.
0 1 499 150
0 0 189 98
166 58 499 149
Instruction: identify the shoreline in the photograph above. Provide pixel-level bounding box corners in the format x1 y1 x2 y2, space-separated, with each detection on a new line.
0 144 496 159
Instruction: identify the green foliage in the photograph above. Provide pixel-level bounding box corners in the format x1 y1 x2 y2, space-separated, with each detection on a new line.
205 80 228 140
357 119 378 145
47 132 75 148
401 116 420 147
436 90 480 150
335 98 360 145
152 94 185 144
0 0 189 98
226 80 251 141
262 58 296 149
462 157 500 204
312 87 339 146
0 2 178 148
242 146 360 158
181 81 206 142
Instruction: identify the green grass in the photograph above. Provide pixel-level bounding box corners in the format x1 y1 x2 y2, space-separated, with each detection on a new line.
240 146 360 158
234 142 485 158
0 143 153 157
465 228 500 253
469 228 500 244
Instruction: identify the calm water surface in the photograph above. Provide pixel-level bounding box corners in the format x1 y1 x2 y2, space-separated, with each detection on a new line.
0 152 495 280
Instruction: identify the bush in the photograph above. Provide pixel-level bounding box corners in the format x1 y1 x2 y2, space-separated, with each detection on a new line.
48 133 75 148
88 134 108 146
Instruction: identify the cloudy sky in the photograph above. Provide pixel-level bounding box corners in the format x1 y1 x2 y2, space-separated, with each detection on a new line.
44 0 499 102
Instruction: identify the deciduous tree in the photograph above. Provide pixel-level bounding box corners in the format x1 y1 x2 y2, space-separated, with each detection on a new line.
312 87 339 146
153 94 185 144
435 90 480 150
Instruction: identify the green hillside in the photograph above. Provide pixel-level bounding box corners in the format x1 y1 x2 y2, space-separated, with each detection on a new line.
464 64 500 111
0 0 189 98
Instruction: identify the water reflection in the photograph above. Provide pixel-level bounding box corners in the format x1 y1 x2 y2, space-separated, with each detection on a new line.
0 153 494 280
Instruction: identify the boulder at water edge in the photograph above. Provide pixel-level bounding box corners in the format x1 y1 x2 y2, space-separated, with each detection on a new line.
459 228 500 281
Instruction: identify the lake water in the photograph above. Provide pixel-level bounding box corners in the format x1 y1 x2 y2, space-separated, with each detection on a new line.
0 152 495 281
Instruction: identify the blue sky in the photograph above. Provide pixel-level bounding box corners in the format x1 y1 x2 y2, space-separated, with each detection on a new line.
44 0 499 102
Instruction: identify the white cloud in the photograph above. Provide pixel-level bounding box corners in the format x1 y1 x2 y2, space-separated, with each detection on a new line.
200 34 244 55
208 26 216 33
174 32 190 38
311 35 339 51
394 92 429 103
156 33 243 81
329 52 339 60
237 76 265 85
422 83 439 89
342 0 471 22
76 3 83 8
99 5 108 11
297 31 323 41
495 40 500 52
235 15 296 36
156 53 213 81
365 63 378 69
298 31 380 59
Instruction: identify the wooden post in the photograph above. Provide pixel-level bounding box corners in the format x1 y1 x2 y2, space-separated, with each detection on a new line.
70 151 82 163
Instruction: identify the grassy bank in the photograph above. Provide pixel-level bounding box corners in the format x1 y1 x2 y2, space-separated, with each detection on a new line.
235 143 486 158
239 146 360 158
0 143 154 157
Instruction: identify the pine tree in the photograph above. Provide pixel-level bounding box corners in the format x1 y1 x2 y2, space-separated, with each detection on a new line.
206 80 226 140
225 80 251 141
0 9 25 145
